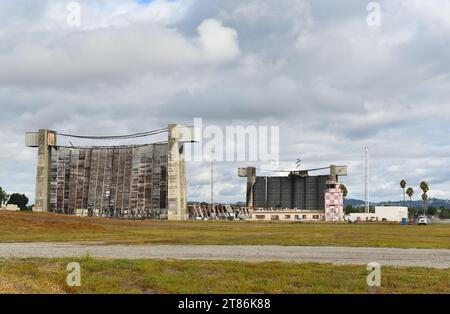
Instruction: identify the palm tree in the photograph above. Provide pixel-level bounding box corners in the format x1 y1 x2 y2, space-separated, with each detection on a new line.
406 187 414 221
420 181 429 216
400 180 407 206
421 193 428 216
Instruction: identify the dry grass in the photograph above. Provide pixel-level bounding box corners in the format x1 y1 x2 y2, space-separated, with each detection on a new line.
0 211 449 249
0 257 448 294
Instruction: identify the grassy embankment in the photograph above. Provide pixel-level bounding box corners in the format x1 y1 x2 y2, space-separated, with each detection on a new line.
0 257 449 294
0 211 449 249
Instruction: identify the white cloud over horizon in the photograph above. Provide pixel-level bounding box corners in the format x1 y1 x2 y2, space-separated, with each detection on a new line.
0 0 449 204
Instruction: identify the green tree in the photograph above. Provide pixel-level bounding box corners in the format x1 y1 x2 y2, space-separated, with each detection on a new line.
427 206 437 216
340 184 348 199
406 187 414 222
7 193 29 211
406 187 414 206
420 181 429 216
344 205 364 214
438 209 450 219
344 205 353 214
0 187 9 206
400 180 407 206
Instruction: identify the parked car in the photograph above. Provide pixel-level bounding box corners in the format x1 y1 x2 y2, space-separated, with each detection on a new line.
417 216 428 225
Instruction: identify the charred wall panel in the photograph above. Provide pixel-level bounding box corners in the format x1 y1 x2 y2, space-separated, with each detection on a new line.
253 177 266 208
252 175 329 210
305 176 318 210
317 175 328 210
280 177 292 208
48 144 168 217
266 177 281 208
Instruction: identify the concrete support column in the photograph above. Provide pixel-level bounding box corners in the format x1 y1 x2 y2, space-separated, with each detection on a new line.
34 129 57 212
167 124 188 220
245 167 256 208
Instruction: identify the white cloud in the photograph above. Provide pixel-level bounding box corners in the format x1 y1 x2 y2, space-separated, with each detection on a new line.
197 19 240 62
1 0 449 204
0 18 240 87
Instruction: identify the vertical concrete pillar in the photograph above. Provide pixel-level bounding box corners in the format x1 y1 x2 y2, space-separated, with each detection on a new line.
179 151 187 218
34 129 57 212
246 167 256 208
167 124 188 220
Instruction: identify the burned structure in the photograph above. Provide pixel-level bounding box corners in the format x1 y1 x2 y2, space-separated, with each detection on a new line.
239 165 347 222
26 125 197 220
189 204 252 221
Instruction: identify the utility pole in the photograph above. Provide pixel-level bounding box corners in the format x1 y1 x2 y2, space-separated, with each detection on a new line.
211 148 215 209
365 145 370 214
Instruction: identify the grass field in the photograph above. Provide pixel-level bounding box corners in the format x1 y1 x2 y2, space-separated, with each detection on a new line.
0 212 449 249
0 257 448 294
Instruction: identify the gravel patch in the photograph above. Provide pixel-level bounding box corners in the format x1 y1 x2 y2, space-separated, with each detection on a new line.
0 243 449 269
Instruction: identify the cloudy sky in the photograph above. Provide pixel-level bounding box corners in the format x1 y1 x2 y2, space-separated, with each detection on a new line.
1 0 449 204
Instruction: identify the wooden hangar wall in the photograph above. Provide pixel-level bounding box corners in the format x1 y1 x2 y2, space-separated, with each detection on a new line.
48 143 168 218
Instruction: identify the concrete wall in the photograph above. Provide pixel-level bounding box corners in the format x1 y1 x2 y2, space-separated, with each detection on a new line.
347 207 408 222
0 204 20 211
375 206 408 222
251 209 324 221
348 213 379 222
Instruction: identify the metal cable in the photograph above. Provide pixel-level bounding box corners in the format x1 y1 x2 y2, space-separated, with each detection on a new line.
256 166 331 173
58 128 168 140
55 142 168 150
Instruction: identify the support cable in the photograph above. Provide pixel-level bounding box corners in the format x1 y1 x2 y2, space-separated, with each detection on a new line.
58 128 168 140
256 166 332 173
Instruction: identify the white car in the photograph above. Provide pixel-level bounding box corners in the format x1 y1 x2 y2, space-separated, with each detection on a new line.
417 216 428 225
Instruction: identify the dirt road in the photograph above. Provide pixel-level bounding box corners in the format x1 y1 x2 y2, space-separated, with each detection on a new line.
0 243 449 268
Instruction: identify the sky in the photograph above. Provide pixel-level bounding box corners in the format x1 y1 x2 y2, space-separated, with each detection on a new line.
0 0 449 204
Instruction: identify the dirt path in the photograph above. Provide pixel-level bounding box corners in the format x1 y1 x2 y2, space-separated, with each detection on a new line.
0 243 449 269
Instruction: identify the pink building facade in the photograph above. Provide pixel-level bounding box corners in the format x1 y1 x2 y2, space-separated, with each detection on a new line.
324 187 344 222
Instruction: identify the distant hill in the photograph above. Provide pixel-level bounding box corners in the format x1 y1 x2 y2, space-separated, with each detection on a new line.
344 198 450 209
343 199 365 207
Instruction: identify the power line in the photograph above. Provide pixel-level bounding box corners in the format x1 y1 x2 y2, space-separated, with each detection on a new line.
365 145 370 214
58 128 168 140
256 166 332 173
56 142 168 150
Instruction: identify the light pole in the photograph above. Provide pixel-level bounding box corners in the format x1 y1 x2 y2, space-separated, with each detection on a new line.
211 147 215 209
365 146 370 214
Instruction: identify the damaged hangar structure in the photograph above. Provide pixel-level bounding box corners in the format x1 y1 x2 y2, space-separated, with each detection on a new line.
239 165 348 222
25 125 197 220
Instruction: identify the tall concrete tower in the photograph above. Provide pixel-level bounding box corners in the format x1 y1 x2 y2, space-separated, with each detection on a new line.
25 129 57 212
167 124 199 220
